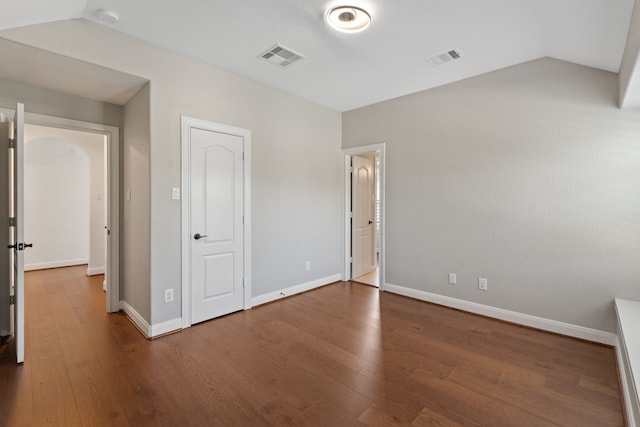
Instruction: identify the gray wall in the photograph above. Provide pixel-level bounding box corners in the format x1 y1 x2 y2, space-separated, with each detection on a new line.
123 83 150 320
0 79 123 127
2 19 344 325
344 58 640 333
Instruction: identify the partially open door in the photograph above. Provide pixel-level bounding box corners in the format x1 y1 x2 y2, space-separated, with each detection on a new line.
8 103 26 364
351 155 375 279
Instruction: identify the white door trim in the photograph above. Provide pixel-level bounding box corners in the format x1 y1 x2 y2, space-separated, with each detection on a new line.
1 108 120 312
181 116 252 329
343 143 386 290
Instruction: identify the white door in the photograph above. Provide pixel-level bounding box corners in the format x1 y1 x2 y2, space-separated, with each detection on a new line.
352 155 374 279
9 103 25 364
189 127 244 324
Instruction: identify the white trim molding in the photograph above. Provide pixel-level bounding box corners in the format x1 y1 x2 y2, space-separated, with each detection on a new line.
25 258 88 271
86 266 105 276
616 336 640 427
384 283 618 346
120 301 151 337
615 299 640 427
149 318 183 338
120 301 181 339
252 274 342 307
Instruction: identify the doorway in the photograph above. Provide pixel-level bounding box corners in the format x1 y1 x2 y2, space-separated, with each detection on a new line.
9 110 120 312
343 143 385 289
24 125 107 281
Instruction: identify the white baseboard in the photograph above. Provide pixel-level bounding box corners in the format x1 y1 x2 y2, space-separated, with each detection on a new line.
615 299 640 427
149 318 182 338
119 301 181 339
252 273 342 307
86 266 105 276
120 301 151 338
383 283 618 346
25 258 88 271
615 336 639 427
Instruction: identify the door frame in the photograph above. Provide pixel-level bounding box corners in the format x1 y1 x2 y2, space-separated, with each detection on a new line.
1 108 121 312
180 116 252 329
343 143 386 289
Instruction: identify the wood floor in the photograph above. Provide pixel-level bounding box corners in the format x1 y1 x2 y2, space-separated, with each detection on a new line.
0 266 625 426
353 268 379 287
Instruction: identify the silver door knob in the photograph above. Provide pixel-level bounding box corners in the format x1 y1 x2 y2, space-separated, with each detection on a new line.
193 233 208 240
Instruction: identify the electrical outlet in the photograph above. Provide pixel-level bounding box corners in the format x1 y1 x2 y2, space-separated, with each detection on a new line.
448 273 456 285
478 278 488 291
164 288 174 303
305 261 311 271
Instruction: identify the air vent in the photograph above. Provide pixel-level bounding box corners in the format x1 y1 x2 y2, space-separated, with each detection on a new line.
425 49 462 67
259 44 305 68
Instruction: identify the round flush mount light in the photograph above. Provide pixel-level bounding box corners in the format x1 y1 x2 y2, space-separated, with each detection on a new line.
326 6 371 33
97 9 120 25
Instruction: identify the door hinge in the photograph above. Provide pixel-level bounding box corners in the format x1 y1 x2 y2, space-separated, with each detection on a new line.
349 166 353 173
9 295 15 305
349 257 353 263
242 152 245 161
242 215 244 225
8 217 15 227
8 138 15 149
349 211 353 218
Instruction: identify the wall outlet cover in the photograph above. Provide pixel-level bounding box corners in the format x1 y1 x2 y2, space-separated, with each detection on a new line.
448 273 456 285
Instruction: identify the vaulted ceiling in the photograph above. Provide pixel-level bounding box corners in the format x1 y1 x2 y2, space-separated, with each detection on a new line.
0 0 636 111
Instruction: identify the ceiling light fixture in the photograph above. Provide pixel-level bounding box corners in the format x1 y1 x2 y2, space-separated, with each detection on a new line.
326 6 371 33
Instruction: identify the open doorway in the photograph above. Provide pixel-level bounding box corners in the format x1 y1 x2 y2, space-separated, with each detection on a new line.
24 125 107 283
17 111 120 313
343 143 385 289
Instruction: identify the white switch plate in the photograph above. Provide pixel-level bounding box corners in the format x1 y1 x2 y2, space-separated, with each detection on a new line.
164 288 174 303
171 187 180 200
478 278 488 291
305 261 311 271
126 190 131 201
448 273 456 285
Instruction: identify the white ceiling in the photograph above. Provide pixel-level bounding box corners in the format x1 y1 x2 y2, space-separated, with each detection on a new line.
0 0 635 111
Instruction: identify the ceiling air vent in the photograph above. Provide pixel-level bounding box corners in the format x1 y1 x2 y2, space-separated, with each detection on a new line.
259 44 305 68
425 49 462 67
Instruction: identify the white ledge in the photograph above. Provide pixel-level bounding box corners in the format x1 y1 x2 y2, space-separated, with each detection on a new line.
615 298 640 426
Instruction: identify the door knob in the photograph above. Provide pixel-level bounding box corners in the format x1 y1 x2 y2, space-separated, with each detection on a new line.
368 220 373 225
194 233 208 240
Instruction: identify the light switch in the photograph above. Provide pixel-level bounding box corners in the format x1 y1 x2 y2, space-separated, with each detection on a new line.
172 187 180 200
126 190 131 201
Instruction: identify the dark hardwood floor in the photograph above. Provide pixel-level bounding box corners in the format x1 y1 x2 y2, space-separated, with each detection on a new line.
0 266 625 426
